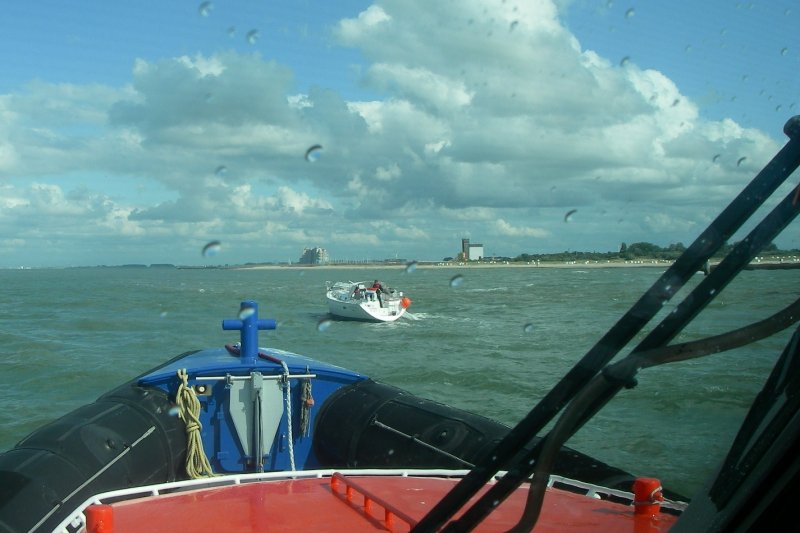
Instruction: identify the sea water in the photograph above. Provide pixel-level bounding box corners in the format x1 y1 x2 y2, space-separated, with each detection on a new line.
0 265 796 498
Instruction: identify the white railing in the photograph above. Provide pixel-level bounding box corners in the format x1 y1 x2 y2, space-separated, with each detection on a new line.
53 468 687 532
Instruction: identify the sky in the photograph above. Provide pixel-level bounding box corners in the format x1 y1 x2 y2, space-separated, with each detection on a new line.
0 0 798 267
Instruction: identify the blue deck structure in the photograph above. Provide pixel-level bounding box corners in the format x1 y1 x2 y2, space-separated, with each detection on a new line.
137 300 368 473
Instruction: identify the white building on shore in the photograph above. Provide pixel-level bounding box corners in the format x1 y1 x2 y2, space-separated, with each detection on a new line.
461 239 484 261
298 247 329 265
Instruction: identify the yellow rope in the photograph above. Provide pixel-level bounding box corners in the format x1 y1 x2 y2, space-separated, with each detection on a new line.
176 369 216 478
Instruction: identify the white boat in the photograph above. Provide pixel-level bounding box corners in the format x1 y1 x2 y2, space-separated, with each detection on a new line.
326 280 411 322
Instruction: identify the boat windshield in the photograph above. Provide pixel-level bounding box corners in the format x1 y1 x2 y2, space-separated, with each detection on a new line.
1 1 798 531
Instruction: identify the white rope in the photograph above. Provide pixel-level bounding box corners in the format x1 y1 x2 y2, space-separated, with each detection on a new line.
176 369 216 478
279 361 296 471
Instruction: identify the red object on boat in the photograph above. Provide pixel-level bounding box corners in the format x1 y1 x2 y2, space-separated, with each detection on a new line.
633 477 664 517
85 504 114 533
401 297 412 308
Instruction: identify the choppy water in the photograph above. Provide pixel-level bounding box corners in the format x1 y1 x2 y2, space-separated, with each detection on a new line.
0 265 796 498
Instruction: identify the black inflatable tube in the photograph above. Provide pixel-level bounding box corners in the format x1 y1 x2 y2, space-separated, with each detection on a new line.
313 379 645 492
0 383 186 533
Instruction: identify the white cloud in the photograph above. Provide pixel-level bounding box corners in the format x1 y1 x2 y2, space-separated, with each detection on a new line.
393 225 429 240
493 219 550 238
176 55 226 77
0 0 789 267
374 163 401 182
270 186 334 214
365 63 473 112
335 5 391 43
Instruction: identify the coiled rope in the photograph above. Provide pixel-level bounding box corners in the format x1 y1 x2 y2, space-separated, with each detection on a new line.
176 368 216 478
279 361 296 471
300 375 314 437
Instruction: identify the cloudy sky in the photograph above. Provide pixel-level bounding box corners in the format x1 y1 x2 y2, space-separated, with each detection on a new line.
0 0 797 267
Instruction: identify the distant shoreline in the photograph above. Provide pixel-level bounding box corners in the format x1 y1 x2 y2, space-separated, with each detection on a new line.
11 257 794 271
231 260 670 271
230 258 799 271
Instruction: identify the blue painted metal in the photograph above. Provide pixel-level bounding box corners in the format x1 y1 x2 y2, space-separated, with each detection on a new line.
136 300 368 474
221 300 277 364
138 348 367 385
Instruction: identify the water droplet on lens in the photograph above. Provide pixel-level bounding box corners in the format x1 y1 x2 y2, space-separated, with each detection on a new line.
227 26 236 38
198 2 213 17
509 20 518 32
523 323 534 333
168 406 180 417
564 208 577 222
215 165 228 176
304 144 323 162
317 318 333 332
620 56 631 67
405 261 418 274
246 29 259 44
737 156 747 167
202 240 221 257
239 305 256 320
781 47 789 56
625 8 635 18
449 274 464 288
712 154 721 163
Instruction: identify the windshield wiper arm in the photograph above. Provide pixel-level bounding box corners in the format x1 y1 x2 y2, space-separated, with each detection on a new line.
448 166 800 532
413 115 800 533
452 174 800 532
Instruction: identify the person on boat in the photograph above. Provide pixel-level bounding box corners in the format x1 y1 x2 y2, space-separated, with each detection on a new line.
372 280 384 306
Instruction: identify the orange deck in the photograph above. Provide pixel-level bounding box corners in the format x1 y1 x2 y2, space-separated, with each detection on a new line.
87 475 678 532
